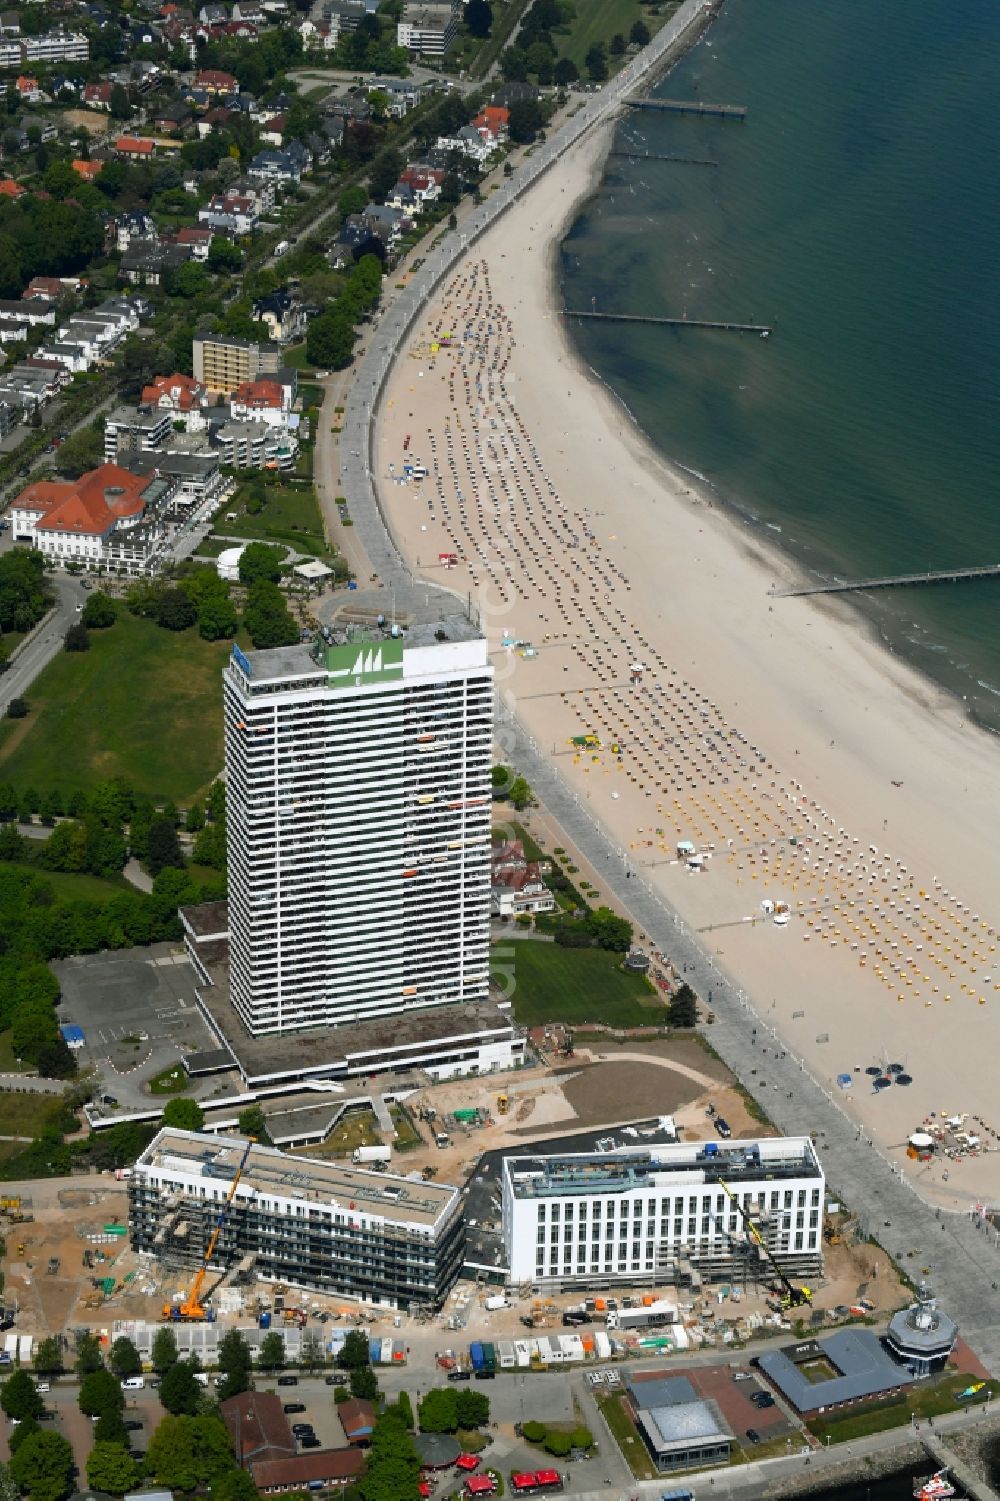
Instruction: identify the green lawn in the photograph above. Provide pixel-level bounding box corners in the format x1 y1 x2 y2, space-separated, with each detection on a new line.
147 1065 189 1095
497 941 659 1027
0 1091 62 1138
806 1377 1000 1444
0 617 231 804
0 1031 29 1074
284 342 314 373
3 862 128 903
219 484 328 557
596 1395 656 1481
557 0 668 70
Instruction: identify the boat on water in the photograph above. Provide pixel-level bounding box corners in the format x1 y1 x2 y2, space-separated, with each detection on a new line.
913 1471 957 1501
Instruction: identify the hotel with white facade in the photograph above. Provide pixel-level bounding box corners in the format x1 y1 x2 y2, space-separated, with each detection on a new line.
502 1138 825 1291
223 623 495 1038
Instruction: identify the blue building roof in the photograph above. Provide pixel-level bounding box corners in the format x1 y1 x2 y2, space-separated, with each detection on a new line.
60 1024 85 1044
757 1329 909 1414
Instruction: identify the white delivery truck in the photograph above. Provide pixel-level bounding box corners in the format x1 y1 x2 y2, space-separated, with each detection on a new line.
353 1145 392 1165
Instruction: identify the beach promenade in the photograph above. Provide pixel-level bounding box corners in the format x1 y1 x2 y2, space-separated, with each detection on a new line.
338 2 1000 1371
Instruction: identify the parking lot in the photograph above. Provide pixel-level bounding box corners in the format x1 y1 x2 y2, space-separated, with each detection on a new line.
53 944 227 1108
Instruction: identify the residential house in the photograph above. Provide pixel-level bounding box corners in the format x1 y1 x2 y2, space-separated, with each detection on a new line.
198 193 257 237
490 839 555 918
9 460 175 574
229 375 295 427
0 180 25 200
369 76 423 117
260 112 287 147
119 239 164 286
473 103 508 145
141 371 209 423
247 149 301 187
115 136 156 161
251 290 304 344
72 158 103 182
197 0 227 22
174 225 214 260
231 0 264 19
16 76 42 103
193 333 280 393
331 216 386 268
436 123 492 164
116 211 158 253
151 98 194 132
388 171 438 213
0 297 55 328
194 66 237 94
23 277 67 301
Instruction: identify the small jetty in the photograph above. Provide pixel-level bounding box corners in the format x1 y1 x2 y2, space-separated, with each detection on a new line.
625 98 747 119
773 564 1000 599
610 150 718 166
563 310 772 336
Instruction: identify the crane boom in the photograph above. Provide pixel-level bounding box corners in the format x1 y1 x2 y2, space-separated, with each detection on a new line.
718 1178 812 1306
163 1137 255 1322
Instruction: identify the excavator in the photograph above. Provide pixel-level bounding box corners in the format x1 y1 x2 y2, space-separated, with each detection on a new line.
719 1178 813 1308
162 1138 254 1323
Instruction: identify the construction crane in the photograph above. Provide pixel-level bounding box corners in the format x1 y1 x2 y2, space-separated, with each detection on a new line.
162 1138 255 1323
718 1178 812 1307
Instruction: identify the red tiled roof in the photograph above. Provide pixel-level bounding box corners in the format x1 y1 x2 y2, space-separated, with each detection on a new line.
141 372 207 410
219 1392 297 1465
116 136 155 154
72 160 103 181
233 378 283 409
251 1450 364 1492
0 179 25 198
337 1397 375 1440
195 68 237 88
16 462 157 538
176 226 213 243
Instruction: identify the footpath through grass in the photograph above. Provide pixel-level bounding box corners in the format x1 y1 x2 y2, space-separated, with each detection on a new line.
218 482 328 557
498 941 659 1028
0 616 230 804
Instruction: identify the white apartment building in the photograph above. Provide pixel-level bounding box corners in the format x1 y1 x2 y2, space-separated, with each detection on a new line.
0 30 88 66
396 0 458 56
502 1138 825 1291
224 623 493 1037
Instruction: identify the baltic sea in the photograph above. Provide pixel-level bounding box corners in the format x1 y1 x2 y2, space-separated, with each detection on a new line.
560 0 1000 728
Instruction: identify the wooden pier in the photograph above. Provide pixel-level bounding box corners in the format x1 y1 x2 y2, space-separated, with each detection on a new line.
564 310 772 336
610 150 718 166
625 98 747 119
773 564 1000 599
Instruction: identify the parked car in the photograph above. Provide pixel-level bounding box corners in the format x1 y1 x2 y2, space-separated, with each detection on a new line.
283 1403 306 1414
716 1117 732 1138
751 1392 775 1409
447 1369 471 1382
278 1375 298 1387
745 1429 761 1445
124 1420 143 1431
300 1435 322 1449
291 1424 314 1437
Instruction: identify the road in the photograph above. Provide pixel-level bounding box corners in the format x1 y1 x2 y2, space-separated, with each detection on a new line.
0 573 84 714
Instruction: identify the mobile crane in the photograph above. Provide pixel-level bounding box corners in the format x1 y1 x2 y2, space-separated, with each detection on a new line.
719 1178 812 1307
162 1138 255 1323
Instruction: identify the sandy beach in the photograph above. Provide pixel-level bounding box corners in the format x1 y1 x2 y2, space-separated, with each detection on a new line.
372 114 1000 1212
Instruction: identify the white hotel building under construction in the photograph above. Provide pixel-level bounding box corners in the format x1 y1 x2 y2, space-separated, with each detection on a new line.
502 1138 825 1291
